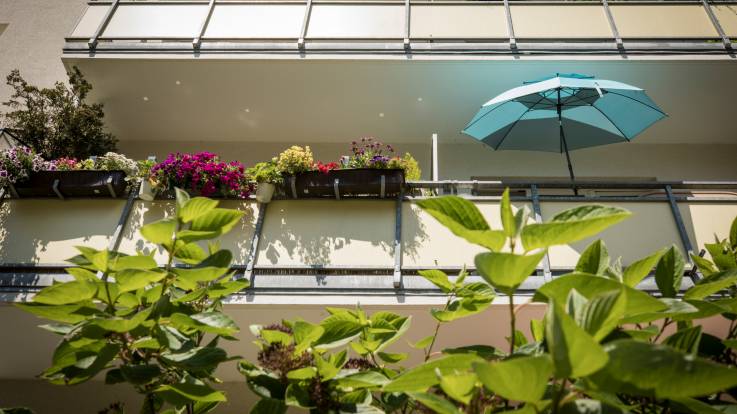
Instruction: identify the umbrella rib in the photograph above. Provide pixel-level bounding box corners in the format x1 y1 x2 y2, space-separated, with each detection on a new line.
604 90 667 116
463 100 517 131
591 103 632 142
492 93 549 150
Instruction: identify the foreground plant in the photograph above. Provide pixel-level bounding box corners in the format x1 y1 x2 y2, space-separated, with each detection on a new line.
17 189 248 413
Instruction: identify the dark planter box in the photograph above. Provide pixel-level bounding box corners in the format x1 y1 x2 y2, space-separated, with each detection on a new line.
11 170 128 198
282 168 405 199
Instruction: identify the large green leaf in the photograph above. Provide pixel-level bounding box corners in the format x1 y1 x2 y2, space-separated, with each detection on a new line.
705 241 737 271
179 197 219 223
115 269 167 293
156 382 226 403
586 339 737 399
191 208 244 236
474 355 552 402
438 372 477 405
407 393 462 414
500 188 516 238
314 312 363 350
33 280 98 305
110 254 158 271
535 273 666 318
575 240 610 276
654 246 685 298
161 347 229 371
416 196 505 251
545 301 608 379
684 270 737 300
170 312 238 336
120 364 161 385
664 325 702 355
16 302 101 323
383 354 483 393
250 398 287 414
141 218 176 245
418 269 453 293
90 308 151 333
521 205 631 251
577 290 626 342
475 251 545 294
623 248 666 287
334 371 390 391
431 295 493 323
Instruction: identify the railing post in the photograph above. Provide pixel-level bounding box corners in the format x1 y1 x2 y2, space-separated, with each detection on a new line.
664 185 695 260
193 0 217 50
88 0 120 50
393 188 404 289
95 182 139 278
244 202 268 286
503 0 517 50
298 0 313 49
701 0 732 50
531 185 552 281
403 0 411 49
601 0 623 49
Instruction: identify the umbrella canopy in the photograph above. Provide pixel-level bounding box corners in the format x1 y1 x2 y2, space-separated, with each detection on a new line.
462 73 667 191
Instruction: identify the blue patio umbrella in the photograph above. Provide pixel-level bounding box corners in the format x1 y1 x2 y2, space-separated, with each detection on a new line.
462 73 667 191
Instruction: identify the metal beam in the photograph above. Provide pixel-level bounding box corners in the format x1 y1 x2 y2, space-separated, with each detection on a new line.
393 188 404 288
298 0 313 48
602 0 623 48
665 185 695 259
193 0 217 50
503 0 517 49
94 183 139 278
88 0 120 49
403 0 411 48
701 0 732 50
244 202 268 285
530 185 552 281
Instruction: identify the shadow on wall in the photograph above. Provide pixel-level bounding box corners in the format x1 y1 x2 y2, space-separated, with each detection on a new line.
0 200 120 265
258 200 426 267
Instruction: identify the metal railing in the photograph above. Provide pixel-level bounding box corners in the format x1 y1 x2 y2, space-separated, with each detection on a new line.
0 179 734 296
64 0 737 55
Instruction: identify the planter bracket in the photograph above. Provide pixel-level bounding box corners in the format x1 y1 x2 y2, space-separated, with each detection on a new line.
334 179 341 200
52 179 64 200
106 176 117 198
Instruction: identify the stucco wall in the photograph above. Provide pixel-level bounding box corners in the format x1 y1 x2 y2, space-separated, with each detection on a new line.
0 0 88 105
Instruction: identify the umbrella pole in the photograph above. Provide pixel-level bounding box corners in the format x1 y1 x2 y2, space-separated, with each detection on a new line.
557 103 578 195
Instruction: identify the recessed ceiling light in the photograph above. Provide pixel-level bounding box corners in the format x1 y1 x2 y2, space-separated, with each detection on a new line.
417 97 423 102
379 112 385 118
244 108 250 113
175 80 181 85
142 96 149 101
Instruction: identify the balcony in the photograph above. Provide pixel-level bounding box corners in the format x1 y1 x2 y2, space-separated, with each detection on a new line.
64 0 737 55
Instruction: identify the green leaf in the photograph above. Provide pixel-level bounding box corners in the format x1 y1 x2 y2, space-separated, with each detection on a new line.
207 280 249 299
684 270 737 300
500 188 516 238
334 371 390 391
115 269 167 293
285 383 314 408
110 254 158 271
156 382 226 403
705 242 737 271
175 187 191 209
671 398 726 414
731 216 737 249
170 312 239 336
655 246 685 298
418 269 453 293
174 242 208 265
691 253 718 278
141 218 176 245
407 392 462 414
33 280 98 305
431 294 493 323
90 308 151 333
521 205 631 251
66 267 98 282
292 321 324 353
191 208 244 236
161 347 228 371
664 325 702 355
120 364 161 385
383 354 483 392
623 248 666 287
578 290 626 342
250 398 287 414
576 240 610 276
179 197 219 223
545 301 609 378
314 312 363 350
16 302 100 323
438 372 477 405
586 339 737 399
378 352 408 364
416 196 505 251
411 335 435 349
530 319 544 342
474 355 552 402
475 251 545 294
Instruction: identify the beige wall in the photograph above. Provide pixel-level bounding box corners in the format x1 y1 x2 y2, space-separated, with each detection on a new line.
0 0 88 105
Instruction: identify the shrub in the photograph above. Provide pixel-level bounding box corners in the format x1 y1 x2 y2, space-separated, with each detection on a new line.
150 152 251 198
1 67 117 160
96 152 138 179
388 152 421 181
0 146 53 188
16 189 247 414
276 146 314 175
246 160 282 184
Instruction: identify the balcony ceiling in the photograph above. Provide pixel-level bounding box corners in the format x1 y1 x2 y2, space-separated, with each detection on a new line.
62 57 737 144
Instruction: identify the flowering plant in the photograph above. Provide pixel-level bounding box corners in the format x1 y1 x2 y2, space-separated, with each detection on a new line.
150 152 252 198
53 157 80 171
346 137 393 169
276 146 314 175
246 161 282 184
0 146 54 189
388 152 421 181
315 161 339 174
96 152 139 181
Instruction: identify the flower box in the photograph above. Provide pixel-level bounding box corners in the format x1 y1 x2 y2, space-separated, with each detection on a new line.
282 168 405 199
10 170 128 198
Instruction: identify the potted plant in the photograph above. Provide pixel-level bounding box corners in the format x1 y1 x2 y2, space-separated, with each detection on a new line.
0 146 53 196
246 160 282 203
136 158 156 201
149 152 252 199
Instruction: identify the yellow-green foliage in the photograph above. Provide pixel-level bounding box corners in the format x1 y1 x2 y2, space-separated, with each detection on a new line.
389 152 421 181
276 145 314 175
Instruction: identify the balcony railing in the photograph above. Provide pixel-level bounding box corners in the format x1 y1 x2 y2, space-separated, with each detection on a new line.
63 0 737 55
1 179 735 298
